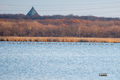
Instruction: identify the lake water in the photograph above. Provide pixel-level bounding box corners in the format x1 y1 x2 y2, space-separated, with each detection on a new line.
0 41 120 80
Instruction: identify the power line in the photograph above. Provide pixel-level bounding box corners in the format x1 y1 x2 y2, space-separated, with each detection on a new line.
1 1 120 7
1 5 120 11
0 1 120 17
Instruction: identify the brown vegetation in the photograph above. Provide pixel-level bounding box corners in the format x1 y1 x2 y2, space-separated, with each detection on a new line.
0 36 120 43
0 19 120 38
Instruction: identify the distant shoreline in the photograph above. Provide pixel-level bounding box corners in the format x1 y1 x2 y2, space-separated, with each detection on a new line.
0 36 120 43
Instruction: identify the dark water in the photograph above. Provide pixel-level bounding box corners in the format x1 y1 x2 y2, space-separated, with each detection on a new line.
0 42 120 80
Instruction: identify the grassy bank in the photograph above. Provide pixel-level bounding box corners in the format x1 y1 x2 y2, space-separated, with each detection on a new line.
0 36 120 43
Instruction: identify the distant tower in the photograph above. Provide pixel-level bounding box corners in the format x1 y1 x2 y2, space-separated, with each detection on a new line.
26 7 39 15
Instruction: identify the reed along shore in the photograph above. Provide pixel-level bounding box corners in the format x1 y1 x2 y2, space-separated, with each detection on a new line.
0 36 120 43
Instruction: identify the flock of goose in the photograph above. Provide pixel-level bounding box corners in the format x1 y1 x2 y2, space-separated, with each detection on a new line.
0 41 115 45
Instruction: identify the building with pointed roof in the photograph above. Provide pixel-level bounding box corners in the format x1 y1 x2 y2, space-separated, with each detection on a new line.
26 7 39 15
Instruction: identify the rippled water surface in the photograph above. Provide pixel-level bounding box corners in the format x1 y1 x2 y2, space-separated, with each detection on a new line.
0 41 120 80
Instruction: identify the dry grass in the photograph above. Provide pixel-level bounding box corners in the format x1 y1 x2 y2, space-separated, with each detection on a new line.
0 36 120 43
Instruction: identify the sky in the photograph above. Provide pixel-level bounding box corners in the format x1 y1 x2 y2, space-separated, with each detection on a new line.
1 0 120 18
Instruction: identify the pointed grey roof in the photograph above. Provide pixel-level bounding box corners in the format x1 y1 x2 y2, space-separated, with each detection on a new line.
27 7 39 15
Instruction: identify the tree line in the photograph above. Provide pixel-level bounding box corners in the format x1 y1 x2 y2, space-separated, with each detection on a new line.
0 14 120 21
0 18 120 38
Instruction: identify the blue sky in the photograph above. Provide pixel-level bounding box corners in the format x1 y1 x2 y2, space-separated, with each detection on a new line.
1 0 120 17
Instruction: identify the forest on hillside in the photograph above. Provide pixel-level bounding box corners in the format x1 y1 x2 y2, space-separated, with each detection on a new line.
0 18 120 38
